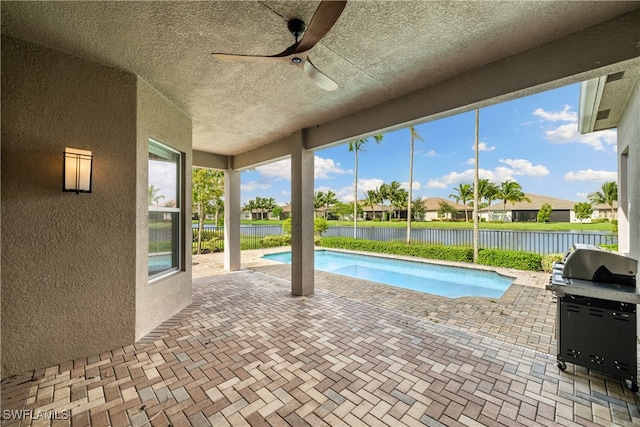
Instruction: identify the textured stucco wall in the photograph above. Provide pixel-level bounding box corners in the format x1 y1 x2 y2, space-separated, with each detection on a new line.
617 74 640 336
1 36 138 376
618 77 640 264
135 80 192 340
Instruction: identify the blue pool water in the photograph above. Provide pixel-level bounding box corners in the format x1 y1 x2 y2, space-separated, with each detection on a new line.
263 250 513 298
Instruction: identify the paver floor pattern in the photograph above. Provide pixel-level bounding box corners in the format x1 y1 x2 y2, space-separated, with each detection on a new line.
2 249 639 427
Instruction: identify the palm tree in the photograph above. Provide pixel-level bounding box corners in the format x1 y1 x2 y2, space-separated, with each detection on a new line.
588 181 618 219
497 180 530 221
393 188 408 219
407 126 424 243
262 197 277 220
363 189 381 220
348 134 383 238
323 190 338 219
379 183 391 220
148 185 164 206
254 196 264 219
475 179 499 221
449 183 472 222
411 197 426 221
386 181 405 219
314 191 325 217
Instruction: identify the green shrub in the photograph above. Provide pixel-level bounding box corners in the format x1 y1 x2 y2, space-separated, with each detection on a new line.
611 219 618 236
319 237 546 271
314 217 329 236
599 243 618 251
477 249 542 271
319 237 473 263
541 253 564 272
282 218 292 235
258 235 291 248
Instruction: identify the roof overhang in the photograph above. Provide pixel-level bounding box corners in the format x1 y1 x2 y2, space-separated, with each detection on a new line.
579 67 640 133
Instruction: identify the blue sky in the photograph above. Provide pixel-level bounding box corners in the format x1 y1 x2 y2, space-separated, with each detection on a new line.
240 83 618 206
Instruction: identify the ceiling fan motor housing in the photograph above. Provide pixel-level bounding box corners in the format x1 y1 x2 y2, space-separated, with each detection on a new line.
287 18 306 40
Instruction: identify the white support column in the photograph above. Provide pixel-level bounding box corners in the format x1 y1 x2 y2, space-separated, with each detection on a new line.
290 132 315 295
224 168 241 271
618 149 630 255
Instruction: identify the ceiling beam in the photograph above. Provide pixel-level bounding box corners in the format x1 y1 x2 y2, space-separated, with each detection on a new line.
233 130 303 170
192 150 229 170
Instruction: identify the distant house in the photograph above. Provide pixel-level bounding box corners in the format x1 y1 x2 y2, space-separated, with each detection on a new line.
591 201 618 221
241 204 291 221
359 197 470 221
478 193 617 223
423 198 470 221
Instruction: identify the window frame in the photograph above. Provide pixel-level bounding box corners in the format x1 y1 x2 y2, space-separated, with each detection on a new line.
148 139 184 282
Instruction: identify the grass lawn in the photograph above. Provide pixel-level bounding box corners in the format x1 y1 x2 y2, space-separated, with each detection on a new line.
233 219 613 232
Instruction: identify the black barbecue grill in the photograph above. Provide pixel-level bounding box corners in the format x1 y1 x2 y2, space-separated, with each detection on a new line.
546 243 639 391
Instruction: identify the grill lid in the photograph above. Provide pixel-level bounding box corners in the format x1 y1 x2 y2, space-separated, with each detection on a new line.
561 243 637 286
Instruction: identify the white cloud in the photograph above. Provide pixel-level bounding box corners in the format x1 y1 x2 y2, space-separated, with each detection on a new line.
563 169 617 182
255 156 348 181
426 169 493 189
315 156 348 179
466 158 475 165
335 186 355 202
358 178 385 193
255 159 290 181
333 178 385 202
473 142 496 151
425 149 437 157
400 181 422 191
532 105 617 151
492 166 517 183
544 123 617 151
241 181 272 192
532 105 577 122
426 158 548 189
315 186 333 194
498 159 549 176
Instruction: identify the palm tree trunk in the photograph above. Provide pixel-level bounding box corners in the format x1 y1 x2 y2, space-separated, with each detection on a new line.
353 149 358 239
473 109 479 263
406 136 414 244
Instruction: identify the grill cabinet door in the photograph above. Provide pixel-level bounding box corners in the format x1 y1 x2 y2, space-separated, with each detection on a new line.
558 296 636 382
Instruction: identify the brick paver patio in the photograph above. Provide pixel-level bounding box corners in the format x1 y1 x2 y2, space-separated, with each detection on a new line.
2 248 639 426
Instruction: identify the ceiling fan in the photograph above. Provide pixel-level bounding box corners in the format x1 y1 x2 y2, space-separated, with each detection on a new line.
211 1 347 91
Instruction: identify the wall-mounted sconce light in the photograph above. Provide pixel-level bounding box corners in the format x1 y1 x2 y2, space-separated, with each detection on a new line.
63 148 93 194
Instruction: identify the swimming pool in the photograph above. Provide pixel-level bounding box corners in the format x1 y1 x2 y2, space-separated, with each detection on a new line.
262 250 513 298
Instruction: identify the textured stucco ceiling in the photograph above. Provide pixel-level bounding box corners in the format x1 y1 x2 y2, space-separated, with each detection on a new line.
2 1 640 156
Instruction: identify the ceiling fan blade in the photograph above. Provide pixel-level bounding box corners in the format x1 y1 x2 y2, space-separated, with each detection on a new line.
211 52 289 63
295 0 347 53
304 57 338 91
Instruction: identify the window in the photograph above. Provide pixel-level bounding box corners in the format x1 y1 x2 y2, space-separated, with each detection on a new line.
148 140 183 280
